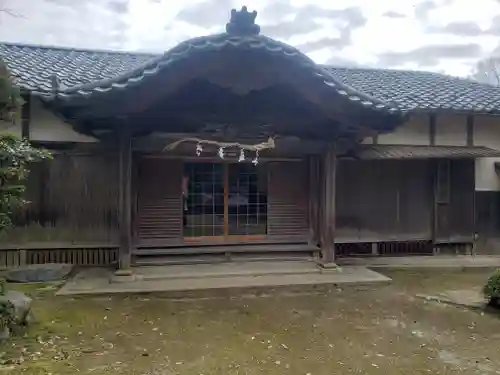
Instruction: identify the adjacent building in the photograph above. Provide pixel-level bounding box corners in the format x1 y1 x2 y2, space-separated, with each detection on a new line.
1 7 500 270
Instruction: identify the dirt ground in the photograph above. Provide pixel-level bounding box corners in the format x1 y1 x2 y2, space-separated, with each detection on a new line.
1 269 500 375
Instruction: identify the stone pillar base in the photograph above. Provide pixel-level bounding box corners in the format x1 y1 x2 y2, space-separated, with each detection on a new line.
111 268 136 283
317 262 341 273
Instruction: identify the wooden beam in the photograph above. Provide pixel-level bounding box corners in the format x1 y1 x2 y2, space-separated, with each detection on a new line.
466 115 474 146
319 143 337 265
117 122 133 272
223 164 229 237
21 94 31 139
308 155 320 245
429 113 436 146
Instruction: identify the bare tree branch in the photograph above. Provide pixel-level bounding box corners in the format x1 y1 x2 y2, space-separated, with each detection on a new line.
470 57 500 86
0 7 25 18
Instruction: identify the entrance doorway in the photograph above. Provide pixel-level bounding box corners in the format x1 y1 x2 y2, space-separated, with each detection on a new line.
183 162 268 239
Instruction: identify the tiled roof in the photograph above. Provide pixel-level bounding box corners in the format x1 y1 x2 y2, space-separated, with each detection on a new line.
0 38 398 115
1 41 500 114
356 145 500 159
0 43 156 92
323 67 500 113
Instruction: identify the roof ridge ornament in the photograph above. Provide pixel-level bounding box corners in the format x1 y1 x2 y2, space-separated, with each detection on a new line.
225 6 260 36
50 74 60 93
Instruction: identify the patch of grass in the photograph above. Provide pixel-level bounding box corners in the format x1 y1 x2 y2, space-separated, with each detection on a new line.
1 271 500 374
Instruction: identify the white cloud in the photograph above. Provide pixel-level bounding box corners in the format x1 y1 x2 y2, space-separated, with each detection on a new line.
429 0 500 27
0 0 498 76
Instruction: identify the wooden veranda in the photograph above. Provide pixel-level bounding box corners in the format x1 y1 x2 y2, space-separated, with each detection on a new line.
17 7 410 272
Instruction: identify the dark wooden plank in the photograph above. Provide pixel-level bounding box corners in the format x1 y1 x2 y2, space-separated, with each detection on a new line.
134 253 314 266
308 155 320 245
2 151 120 245
429 113 436 146
21 94 31 139
0 242 118 250
136 234 311 248
131 152 139 246
320 144 336 263
466 115 474 146
118 123 133 269
267 160 309 238
433 159 474 243
137 158 183 243
134 243 319 255
448 159 474 240
223 163 229 236
336 159 433 242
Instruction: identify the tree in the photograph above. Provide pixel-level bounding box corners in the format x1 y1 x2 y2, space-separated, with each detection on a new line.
0 6 45 341
0 60 50 234
470 57 500 86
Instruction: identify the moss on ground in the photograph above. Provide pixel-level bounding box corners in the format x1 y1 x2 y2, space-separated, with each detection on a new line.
1 270 499 374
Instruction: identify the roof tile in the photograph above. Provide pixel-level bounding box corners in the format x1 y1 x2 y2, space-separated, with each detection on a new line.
1 42 500 114
323 66 500 114
356 145 500 159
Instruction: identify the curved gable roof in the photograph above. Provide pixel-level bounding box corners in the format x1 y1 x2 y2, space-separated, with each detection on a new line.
1 6 402 118
2 42 500 115
1 35 399 115
48 33 399 113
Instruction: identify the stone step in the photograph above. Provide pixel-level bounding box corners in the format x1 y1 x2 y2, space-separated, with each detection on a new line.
133 261 320 281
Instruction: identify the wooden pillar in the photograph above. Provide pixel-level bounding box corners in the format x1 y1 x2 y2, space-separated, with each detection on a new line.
308 155 320 246
319 144 337 266
117 123 133 273
21 94 31 139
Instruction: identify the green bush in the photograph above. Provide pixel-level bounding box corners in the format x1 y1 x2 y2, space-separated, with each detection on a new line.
0 278 14 335
0 300 14 334
483 269 500 307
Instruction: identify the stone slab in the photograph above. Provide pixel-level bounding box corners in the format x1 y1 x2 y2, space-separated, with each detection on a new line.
56 262 391 296
5 263 73 283
416 288 487 309
339 255 500 269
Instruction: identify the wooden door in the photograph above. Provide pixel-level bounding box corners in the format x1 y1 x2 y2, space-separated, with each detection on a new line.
434 159 451 241
136 158 183 245
267 161 309 241
183 162 268 240
136 159 310 245
434 159 475 243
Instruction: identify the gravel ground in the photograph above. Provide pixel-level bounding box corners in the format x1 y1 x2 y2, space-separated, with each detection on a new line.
1 268 499 375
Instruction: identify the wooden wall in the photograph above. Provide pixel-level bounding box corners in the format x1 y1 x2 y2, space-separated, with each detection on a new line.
434 159 475 243
336 160 433 242
0 152 119 245
1 152 476 249
335 159 475 244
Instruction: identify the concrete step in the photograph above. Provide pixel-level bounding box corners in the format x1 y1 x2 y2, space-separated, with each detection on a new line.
133 261 320 281
57 265 392 296
135 253 315 267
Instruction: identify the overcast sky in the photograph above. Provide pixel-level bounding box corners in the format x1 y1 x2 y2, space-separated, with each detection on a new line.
0 0 499 77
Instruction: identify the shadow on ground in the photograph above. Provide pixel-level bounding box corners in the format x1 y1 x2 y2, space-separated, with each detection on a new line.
1 269 499 375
